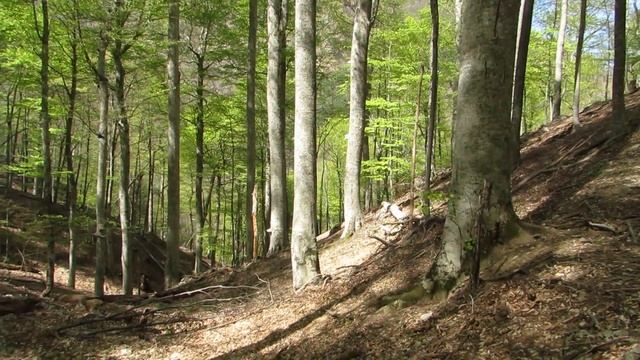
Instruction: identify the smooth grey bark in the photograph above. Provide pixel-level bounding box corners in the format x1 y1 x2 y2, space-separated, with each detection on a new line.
266 0 288 256
511 0 534 168
94 33 109 297
572 0 587 126
552 0 568 121
342 0 373 239
292 0 320 289
65 32 79 289
425 0 520 293
245 0 258 261
423 0 439 216
166 0 181 288
112 0 133 295
612 0 627 133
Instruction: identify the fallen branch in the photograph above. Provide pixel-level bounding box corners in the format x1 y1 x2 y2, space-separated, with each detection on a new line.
568 336 631 360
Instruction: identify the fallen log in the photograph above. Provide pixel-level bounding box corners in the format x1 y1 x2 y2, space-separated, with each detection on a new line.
381 201 407 221
0 295 43 316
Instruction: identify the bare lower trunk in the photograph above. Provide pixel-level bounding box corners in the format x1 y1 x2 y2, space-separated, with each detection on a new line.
245 0 258 261
165 0 181 288
267 0 289 256
342 0 373 239
426 0 520 294
612 0 627 133
423 0 439 216
552 0 568 121
572 0 587 126
511 0 534 168
292 0 320 289
65 34 78 289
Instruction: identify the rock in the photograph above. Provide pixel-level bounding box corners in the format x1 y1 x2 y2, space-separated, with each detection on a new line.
419 311 434 322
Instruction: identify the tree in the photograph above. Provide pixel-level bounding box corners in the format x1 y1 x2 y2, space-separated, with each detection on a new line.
111 0 134 295
612 0 626 132
424 0 520 294
341 0 375 238
572 0 587 126
511 0 534 168
266 0 288 256
291 0 320 289
245 0 258 261
166 0 181 288
552 0 568 121
423 0 439 216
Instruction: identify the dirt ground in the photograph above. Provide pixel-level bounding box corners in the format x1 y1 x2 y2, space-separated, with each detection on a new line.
1 93 640 359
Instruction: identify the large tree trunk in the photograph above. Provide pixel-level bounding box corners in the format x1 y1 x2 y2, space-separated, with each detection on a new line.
612 0 627 133
511 0 535 169
65 32 79 289
94 33 109 298
291 0 320 290
166 0 181 288
552 0 568 121
572 0 587 126
245 0 258 261
342 0 373 239
425 0 520 294
113 0 133 295
266 0 288 256
423 0 439 216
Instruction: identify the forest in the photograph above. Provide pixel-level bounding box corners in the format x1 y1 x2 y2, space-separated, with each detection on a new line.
0 0 639 358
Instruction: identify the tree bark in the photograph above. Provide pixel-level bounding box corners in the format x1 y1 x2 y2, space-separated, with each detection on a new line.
112 0 133 295
36 0 52 205
612 0 627 132
425 0 520 293
423 0 439 216
193 56 205 274
572 0 587 126
292 0 320 289
166 0 181 288
266 0 289 256
511 0 534 168
65 32 79 289
342 0 373 239
552 0 568 121
245 0 258 261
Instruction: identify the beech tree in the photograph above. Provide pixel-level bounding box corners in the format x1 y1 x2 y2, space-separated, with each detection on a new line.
245 0 258 260
342 0 375 239
291 0 320 289
423 0 439 216
266 0 288 256
612 0 626 132
552 0 568 121
572 0 587 126
424 0 520 294
165 0 181 288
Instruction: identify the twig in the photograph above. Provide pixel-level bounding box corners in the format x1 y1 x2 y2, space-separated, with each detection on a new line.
368 234 396 248
626 221 638 243
568 336 630 359
254 273 273 303
587 221 617 233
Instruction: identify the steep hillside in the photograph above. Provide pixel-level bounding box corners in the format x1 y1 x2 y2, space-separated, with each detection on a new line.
2 92 640 359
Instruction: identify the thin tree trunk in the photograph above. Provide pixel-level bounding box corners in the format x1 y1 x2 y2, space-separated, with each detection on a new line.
511 0 534 168
552 0 568 121
342 0 373 239
193 56 205 273
423 0 439 216
409 66 425 219
94 33 109 298
612 0 627 133
266 0 289 256
245 0 258 261
166 0 181 288
65 32 79 289
572 0 587 126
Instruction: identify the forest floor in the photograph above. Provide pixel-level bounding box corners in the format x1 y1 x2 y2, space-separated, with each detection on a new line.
2 93 640 359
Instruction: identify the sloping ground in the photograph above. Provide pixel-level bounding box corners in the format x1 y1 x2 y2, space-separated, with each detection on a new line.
1 92 640 359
